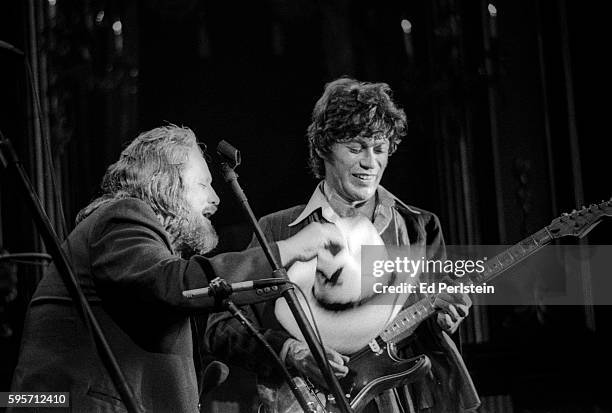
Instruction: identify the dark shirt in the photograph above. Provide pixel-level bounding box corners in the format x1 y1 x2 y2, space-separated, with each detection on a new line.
11 197 281 412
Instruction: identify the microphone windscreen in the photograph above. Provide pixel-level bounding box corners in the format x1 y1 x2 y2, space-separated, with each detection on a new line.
216 140 241 167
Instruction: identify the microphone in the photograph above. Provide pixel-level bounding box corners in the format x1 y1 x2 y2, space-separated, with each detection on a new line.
200 361 229 395
216 140 241 169
0 40 24 56
182 277 288 299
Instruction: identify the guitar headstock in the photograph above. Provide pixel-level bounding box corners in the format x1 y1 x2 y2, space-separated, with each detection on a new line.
547 198 612 239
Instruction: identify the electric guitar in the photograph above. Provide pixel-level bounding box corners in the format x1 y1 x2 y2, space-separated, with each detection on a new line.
270 199 612 413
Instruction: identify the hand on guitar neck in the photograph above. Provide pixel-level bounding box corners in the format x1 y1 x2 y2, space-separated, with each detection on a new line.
432 277 472 335
284 337 350 389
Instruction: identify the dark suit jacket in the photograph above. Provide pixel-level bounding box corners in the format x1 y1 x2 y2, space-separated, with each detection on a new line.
11 198 281 412
207 202 480 412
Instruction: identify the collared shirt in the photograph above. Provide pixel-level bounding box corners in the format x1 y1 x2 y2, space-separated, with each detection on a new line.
289 181 421 246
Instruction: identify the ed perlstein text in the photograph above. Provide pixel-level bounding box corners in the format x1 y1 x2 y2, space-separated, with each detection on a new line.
371 256 495 295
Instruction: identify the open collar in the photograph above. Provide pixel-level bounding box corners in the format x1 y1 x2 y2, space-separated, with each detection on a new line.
288 181 419 232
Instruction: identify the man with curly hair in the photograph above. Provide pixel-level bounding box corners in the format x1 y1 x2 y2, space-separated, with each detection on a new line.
207 79 480 412
10 125 345 412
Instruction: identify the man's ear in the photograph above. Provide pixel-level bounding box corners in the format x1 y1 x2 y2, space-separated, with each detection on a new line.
315 147 326 160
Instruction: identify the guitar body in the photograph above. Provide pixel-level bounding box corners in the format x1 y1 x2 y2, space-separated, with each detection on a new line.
268 341 430 413
340 343 431 412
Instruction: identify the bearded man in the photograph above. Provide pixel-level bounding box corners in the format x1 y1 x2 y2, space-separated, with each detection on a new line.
10 125 344 412
206 79 481 412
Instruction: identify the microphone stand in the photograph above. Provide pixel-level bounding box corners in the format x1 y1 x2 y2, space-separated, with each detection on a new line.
208 277 318 412
0 131 143 413
216 141 353 413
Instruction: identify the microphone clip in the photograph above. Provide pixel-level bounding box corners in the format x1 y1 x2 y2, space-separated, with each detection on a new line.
207 277 233 306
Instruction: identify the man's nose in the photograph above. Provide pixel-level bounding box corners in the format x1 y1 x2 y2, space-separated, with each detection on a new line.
209 188 220 207
360 148 377 169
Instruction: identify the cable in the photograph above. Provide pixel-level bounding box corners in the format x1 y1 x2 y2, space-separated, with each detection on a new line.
287 280 325 349
286 281 333 412
2 36 70 237
0 252 53 262
24 58 69 237
225 300 319 413
4 260 50 267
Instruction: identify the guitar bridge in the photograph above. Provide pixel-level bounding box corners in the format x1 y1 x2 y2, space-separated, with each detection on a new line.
368 339 383 355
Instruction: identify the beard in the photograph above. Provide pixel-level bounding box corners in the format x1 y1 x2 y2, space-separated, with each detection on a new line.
167 207 219 257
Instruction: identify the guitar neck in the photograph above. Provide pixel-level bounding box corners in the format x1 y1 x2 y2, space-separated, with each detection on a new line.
379 225 554 343
379 295 435 343
472 226 553 284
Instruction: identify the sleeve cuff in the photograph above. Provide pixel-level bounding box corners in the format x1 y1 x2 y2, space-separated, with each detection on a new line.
279 338 296 363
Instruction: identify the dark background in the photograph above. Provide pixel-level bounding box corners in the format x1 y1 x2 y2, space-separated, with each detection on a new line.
1 1 611 412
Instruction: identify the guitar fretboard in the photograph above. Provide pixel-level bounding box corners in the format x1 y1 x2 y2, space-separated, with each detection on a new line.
379 296 435 342
379 226 554 343
472 227 553 284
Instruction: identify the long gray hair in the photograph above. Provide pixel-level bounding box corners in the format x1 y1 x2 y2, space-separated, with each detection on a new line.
76 125 203 251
